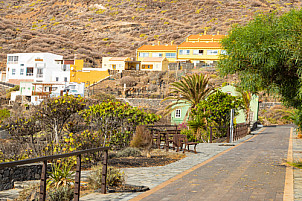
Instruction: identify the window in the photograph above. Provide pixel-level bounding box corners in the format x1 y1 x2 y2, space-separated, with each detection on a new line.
221 50 227 55
119 64 122 68
175 109 181 118
193 50 204 55
37 68 43 78
64 77 68 82
20 64 24 67
12 69 16 75
20 69 24 75
112 64 116 70
26 67 34 76
165 53 176 58
139 53 149 57
56 77 59 81
152 53 163 57
8 56 18 64
179 50 190 55
142 64 153 69
207 50 218 55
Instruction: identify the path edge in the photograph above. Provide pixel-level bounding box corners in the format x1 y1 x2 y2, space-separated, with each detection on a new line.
283 127 294 201
130 128 266 201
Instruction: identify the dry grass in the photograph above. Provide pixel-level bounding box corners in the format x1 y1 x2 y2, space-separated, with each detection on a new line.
0 0 300 66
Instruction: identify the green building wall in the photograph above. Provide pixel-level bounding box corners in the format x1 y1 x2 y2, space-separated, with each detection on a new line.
171 85 259 125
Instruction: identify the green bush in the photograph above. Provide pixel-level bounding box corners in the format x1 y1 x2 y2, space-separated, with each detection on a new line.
47 162 74 188
48 185 74 201
88 165 125 189
181 129 197 142
0 108 10 121
116 147 142 157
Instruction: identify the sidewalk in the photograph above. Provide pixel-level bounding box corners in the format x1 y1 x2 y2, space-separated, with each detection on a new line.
292 129 302 200
81 131 260 201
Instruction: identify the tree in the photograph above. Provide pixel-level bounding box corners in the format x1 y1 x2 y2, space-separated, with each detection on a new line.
218 10 302 110
38 95 86 144
80 101 161 148
193 91 243 138
236 87 252 125
162 73 214 117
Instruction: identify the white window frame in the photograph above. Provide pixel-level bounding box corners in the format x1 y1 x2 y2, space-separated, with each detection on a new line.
139 53 149 57
175 109 181 118
152 53 163 57
12 69 16 75
20 69 24 75
193 49 204 55
166 53 176 58
207 50 218 55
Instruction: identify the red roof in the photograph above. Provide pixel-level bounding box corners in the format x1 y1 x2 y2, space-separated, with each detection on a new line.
178 42 221 48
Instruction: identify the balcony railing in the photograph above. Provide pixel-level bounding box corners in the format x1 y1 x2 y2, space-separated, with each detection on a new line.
26 73 33 76
36 74 43 78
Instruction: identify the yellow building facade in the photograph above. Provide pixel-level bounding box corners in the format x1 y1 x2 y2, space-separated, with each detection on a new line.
70 60 110 87
136 43 177 63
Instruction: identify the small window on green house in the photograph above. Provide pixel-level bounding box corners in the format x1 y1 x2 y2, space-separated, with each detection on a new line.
175 109 181 118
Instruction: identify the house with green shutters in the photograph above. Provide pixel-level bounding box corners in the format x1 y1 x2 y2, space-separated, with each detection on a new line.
170 85 259 125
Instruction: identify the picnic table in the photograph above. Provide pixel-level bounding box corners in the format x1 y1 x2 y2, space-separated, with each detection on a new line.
148 125 198 154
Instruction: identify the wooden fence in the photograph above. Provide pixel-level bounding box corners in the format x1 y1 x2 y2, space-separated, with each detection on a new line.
0 147 109 201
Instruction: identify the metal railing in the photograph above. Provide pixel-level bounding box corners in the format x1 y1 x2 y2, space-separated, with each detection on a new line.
0 147 110 201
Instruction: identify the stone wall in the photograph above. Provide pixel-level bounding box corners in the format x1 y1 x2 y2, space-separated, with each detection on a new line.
168 63 194 70
259 102 282 110
0 163 51 191
118 98 173 110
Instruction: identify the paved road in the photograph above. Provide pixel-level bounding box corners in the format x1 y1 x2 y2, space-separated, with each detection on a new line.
137 126 291 201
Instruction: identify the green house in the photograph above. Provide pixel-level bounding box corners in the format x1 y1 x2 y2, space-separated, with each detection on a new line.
171 85 259 125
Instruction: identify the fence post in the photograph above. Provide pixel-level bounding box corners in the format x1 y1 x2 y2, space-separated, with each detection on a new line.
210 127 213 143
227 126 230 143
39 160 47 201
101 149 108 194
74 155 81 201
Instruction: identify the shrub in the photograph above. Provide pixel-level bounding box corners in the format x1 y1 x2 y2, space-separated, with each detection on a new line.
120 76 137 87
181 129 197 142
130 125 152 152
0 108 10 121
48 185 74 201
47 162 75 188
88 165 125 189
116 147 142 157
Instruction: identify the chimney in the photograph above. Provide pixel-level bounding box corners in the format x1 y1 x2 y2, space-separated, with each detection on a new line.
204 30 207 35
186 38 189 42
171 40 174 45
217 31 220 35
158 41 160 45
198 38 200 42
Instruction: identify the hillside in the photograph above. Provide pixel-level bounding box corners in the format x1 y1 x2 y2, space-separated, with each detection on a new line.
0 0 300 69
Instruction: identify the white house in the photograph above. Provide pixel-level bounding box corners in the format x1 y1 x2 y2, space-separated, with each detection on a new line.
6 53 70 85
102 57 131 71
141 57 169 71
11 81 85 105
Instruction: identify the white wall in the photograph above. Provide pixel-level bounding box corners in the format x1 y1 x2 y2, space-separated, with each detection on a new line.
6 53 64 83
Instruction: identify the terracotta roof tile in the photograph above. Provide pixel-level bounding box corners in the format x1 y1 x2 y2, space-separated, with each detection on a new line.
178 41 221 48
137 45 177 51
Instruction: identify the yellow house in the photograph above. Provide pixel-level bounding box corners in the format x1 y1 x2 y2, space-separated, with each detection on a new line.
136 43 177 63
141 57 169 71
102 57 133 71
70 60 110 87
177 41 225 67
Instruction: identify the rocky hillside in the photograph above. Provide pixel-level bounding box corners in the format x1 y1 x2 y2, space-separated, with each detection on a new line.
0 0 300 69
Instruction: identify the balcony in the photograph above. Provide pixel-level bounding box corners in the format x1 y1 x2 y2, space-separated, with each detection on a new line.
36 74 43 78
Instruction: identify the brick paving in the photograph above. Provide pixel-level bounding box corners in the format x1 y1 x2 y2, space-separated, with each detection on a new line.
81 130 260 201
139 126 291 201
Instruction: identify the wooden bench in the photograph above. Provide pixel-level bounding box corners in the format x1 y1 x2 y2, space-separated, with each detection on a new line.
174 134 198 154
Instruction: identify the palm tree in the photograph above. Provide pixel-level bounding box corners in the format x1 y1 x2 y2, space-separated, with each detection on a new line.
162 73 214 118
